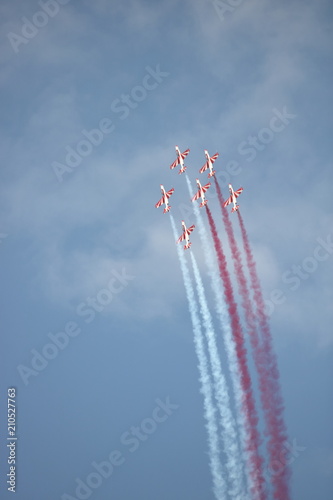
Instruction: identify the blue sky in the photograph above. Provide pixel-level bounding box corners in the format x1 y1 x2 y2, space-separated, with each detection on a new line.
1 0 332 498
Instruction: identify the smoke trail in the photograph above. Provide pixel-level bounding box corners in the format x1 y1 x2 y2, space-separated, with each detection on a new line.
205 204 267 500
169 214 226 500
215 179 275 489
185 174 249 498
237 211 291 500
190 251 244 499
213 180 259 349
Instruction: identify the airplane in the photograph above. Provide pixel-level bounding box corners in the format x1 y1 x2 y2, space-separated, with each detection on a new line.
191 178 211 207
199 150 219 178
177 220 195 250
155 185 175 213
223 183 244 213
170 145 190 174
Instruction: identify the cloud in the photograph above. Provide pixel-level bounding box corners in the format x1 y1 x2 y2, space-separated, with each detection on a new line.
1 0 331 349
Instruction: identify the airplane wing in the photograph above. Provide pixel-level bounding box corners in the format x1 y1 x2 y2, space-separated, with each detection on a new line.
234 187 243 198
165 188 174 199
201 182 211 192
223 195 233 207
170 158 179 170
209 153 219 164
191 190 201 202
199 161 209 174
177 232 186 243
155 196 165 208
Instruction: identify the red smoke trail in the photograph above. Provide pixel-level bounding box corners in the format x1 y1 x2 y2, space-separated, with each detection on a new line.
214 179 260 352
205 205 267 500
237 209 291 500
215 178 291 498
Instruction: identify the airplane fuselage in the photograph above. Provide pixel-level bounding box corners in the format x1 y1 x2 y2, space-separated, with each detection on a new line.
198 184 206 203
175 146 184 168
193 178 210 207
196 179 203 196
177 220 195 249
229 185 238 211
182 221 190 247
160 185 168 208
204 150 215 177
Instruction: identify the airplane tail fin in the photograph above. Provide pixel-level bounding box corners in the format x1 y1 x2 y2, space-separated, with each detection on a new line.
231 205 239 213
208 170 216 178
199 200 208 208
178 166 187 174
184 242 192 250
163 206 171 213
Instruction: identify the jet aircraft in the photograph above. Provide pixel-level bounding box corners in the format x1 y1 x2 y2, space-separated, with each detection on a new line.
155 185 174 213
177 220 195 250
191 179 211 207
199 150 219 178
223 183 243 212
170 146 190 174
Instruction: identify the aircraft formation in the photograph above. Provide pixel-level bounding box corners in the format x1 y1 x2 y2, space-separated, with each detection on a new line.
155 145 243 249
154 148 291 500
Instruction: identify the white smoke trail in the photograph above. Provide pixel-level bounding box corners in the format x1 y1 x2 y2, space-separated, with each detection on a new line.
190 251 244 499
186 174 249 497
170 214 226 500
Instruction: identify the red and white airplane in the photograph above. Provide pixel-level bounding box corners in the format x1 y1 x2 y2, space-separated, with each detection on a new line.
199 150 219 178
177 220 195 250
170 145 190 174
223 183 243 213
191 179 211 207
155 185 175 213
